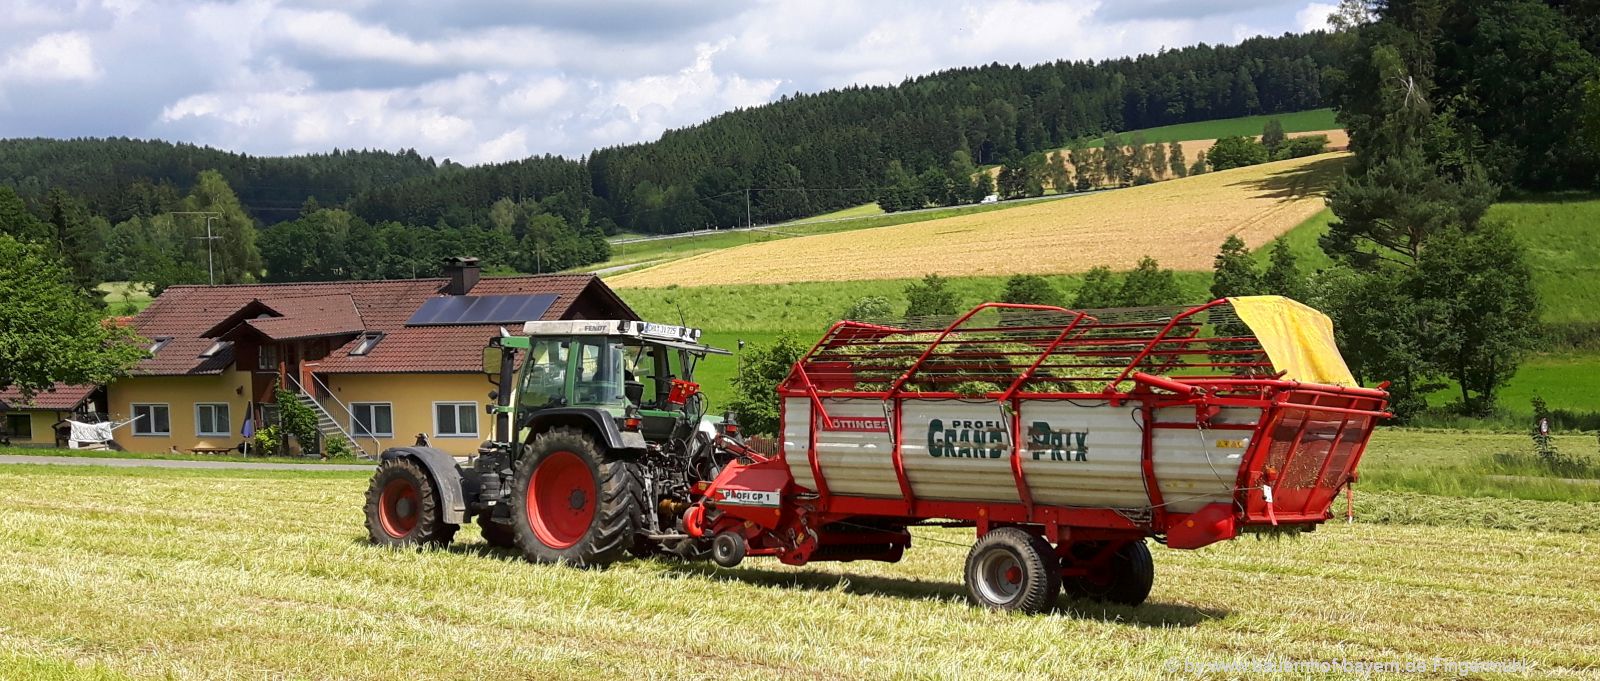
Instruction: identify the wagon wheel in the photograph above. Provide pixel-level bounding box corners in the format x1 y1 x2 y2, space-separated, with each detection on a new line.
1060 539 1154 606
510 426 643 567
963 528 1060 614
364 458 458 548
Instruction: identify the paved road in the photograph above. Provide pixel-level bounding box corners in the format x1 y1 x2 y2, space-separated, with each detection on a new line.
0 455 374 471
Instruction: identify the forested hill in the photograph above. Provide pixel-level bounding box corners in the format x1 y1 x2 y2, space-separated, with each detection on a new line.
384 31 1338 232
587 32 1333 232
0 138 445 225
0 31 1336 234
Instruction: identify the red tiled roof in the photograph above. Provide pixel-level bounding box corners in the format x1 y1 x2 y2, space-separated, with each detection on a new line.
128 274 635 376
0 383 96 411
219 294 366 341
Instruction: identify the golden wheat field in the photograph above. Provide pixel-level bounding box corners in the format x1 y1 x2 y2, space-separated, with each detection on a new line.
979 129 1350 188
610 152 1348 289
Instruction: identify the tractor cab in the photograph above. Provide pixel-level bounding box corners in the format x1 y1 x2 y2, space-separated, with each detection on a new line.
484 320 729 446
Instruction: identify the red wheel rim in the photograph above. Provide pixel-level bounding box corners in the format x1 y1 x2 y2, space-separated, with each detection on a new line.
379 477 419 537
527 451 596 549
1004 566 1022 585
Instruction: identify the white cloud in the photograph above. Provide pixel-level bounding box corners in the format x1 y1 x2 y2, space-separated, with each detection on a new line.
0 0 1312 163
0 31 100 83
1297 2 1338 33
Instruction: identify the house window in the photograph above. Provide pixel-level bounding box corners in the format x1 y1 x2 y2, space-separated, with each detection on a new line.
350 332 384 356
434 402 479 438
201 340 232 358
131 404 171 436
148 337 172 355
195 403 231 437
258 344 278 371
4 414 31 440
351 403 393 438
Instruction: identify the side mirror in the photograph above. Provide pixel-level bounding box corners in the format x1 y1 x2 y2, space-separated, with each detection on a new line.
482 346 502 376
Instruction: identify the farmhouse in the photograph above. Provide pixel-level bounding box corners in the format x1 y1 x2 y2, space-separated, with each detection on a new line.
102 257 637 457
0 383 106 448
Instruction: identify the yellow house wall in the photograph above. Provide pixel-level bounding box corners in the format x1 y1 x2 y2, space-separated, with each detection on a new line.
319 373 494 457
3 411 64 446
107 368 252 453
26 412 58 445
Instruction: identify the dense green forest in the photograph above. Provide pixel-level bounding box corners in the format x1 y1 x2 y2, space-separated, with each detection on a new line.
1310 0 1600 417
4 4 1596 296
2 32 1339 235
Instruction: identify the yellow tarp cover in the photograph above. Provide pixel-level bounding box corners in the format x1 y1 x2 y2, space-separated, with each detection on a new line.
1227 295 1357 387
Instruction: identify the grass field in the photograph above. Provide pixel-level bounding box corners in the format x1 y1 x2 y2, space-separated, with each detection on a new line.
0 445 361 466
610 153 1348 288
783 202 884 223
1 450 1596 679
1086 108 1340 147
97 281 151 314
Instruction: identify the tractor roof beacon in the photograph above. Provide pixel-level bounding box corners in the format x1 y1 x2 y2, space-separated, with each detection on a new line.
364 297 1390 615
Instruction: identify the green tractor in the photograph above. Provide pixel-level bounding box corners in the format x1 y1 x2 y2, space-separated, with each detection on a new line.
363 320 733 566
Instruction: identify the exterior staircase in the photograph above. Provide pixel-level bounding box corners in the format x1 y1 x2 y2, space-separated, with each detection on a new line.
286 375 378 460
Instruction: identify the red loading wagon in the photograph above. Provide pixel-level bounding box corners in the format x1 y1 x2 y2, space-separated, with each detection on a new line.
690 296 1390 613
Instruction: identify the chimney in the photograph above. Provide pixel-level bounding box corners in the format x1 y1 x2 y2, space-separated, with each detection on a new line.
443 256 480 296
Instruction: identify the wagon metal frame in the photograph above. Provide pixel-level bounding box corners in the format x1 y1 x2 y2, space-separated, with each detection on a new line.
691 298 1389 610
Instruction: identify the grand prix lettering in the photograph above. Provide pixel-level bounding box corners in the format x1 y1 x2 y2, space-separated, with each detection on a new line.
924 418 1089 461
926 418 1007 458
1026 422 1088 461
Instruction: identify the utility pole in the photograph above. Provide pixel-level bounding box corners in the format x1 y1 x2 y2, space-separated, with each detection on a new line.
745 188 752 229
172 211 222 285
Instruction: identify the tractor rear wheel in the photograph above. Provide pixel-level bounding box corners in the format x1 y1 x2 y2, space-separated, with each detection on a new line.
1060 539 1154 606
364 458 458 548
963 528 1060 614
511 427 643 567
477 515 516 548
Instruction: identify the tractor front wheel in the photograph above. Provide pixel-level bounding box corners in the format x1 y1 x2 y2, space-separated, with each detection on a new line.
364 458 458 548
963 528 1060 614
511 427 643 567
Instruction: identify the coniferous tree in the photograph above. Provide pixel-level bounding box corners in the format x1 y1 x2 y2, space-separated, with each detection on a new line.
1001 274 1063 307
1072 266 1120 309
1210 235 1259 299
1261 118 1287 156
1117 256 1183 307
1260 239 1304 300
904 274 960 318
1168 142 1189 178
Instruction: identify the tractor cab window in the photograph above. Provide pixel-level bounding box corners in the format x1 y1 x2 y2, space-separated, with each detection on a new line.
520 339 569 409
627 343 688 411
571 338 626 407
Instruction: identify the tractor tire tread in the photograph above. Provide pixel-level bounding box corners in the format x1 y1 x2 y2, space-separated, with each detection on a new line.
512 426 642 567
364 457 458 548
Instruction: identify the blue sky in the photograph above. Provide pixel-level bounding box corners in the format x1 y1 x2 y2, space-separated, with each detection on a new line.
0 0 1336 164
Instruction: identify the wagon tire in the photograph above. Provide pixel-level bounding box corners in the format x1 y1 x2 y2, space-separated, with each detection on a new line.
1061 539 1154 606
963 528 1060 614
364 458 458 548
477 515 517 549
511 427 643 567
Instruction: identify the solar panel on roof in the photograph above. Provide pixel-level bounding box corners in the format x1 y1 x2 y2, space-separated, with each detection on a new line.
405 294 557 326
